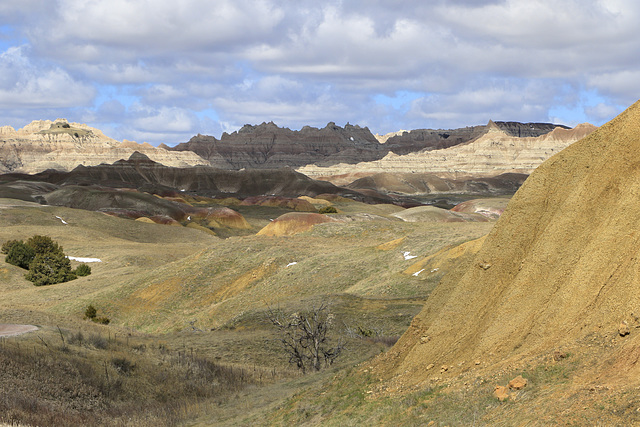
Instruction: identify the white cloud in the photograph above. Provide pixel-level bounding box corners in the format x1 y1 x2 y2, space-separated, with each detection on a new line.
0 46 94 109
0 0 638 141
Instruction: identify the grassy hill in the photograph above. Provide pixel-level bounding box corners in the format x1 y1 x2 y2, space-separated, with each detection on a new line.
0 195 494 425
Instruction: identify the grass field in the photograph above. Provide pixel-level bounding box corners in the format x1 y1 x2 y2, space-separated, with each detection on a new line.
0 197 495 425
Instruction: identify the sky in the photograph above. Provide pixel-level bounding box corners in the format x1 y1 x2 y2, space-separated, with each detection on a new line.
0 0 637 146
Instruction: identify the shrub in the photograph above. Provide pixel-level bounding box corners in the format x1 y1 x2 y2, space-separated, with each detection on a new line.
318 206 338 214
1 239 23 254
26 235 64 256
25 252 76 286
84 304 97 320
111 357 135 375
6 242 36 269
95 316 110 325
267 304 344 374
75 263 92 276
84 304 110 324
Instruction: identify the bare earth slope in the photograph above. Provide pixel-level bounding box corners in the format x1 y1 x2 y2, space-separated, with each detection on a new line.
0 119 209 173
374 100 640 404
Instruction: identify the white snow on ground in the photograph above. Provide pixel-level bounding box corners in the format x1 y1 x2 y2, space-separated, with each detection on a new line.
403 251 417 260
67 256 102 263
431 268 439 273
412 269 425 277
55 215 68 224
286 262 298 267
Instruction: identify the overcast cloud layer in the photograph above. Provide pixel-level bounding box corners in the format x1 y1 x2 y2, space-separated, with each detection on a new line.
0 0 637 144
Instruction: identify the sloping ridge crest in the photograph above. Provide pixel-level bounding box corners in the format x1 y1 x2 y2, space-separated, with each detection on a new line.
378 99 640 385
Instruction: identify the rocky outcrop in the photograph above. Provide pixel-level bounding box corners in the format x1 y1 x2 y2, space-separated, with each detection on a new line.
0 119 209 173
171 120 567 170
170 121 385 169
298 123 596 179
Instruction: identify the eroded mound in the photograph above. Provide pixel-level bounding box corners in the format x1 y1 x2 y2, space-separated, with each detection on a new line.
257 212 338 236
392 206 490 223
450 198 510 219
374 99 640 394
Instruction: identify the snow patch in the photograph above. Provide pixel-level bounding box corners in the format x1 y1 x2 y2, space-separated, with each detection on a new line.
403 251 417 260
55 216 67 224
286 262 298 267
412 269 425 277
67 256 102 263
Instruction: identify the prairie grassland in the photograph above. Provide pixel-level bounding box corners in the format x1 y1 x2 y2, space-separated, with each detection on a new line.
0 198 495 425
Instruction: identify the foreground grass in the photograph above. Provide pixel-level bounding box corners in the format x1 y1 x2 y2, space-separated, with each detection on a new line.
0 325 254 427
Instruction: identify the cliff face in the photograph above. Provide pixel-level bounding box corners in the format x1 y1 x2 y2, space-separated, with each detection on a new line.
298 123 596 179
170 121 566 170
170 121 385 169
0 119 209 173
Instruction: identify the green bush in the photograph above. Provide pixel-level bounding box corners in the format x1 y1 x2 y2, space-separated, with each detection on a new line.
84 304 97 320
318 206 338 214
5 242 36 269
3 235 82 286
84 304 110 324
1 239 23 254
26 235 64 255
75 264 92 276
25 252 76 286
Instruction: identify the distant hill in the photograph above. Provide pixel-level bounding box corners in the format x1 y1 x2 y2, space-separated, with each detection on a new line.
298 122 596 180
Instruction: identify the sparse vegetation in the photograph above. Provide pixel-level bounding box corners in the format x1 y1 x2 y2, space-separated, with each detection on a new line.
267 304 344 374
318 206 338 214
0 327 252 426
84 304 110 324
0 198 495 425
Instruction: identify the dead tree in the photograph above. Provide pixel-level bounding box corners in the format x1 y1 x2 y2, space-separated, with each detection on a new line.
267 304 344 374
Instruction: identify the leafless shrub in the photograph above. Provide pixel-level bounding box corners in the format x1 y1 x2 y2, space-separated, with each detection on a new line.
267 303 345 374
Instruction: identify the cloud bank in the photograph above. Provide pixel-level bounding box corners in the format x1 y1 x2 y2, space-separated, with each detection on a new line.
0 0 637 144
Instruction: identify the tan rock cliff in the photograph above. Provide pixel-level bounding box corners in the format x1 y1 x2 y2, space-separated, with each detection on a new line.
0 119 209 173
298 123 597 179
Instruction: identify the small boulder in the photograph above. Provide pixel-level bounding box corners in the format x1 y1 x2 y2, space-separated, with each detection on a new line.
508 375 528 390
477 262 492 270
619 321 630 337
494 385 510 401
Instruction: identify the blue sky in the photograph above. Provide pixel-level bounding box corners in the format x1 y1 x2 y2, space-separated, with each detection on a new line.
0 1 637 145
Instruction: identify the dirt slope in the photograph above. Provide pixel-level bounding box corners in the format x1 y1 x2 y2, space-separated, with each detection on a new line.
375 100 640 391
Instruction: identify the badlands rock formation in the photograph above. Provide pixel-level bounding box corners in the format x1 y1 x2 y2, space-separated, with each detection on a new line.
299 121 596 179
374 99 640 394
0 119 209 173
170 121 384 169
170 120 567 170
0 152 395 205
